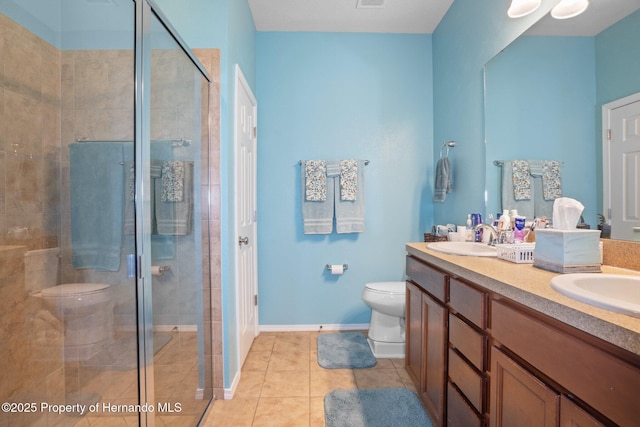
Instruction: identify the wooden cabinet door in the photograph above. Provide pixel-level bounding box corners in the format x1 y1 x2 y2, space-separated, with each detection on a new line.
406 281 423 388
560 396 605 427
490 346 559 427
422 291 447 427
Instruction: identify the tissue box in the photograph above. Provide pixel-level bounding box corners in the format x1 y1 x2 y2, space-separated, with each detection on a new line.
533 229 602 273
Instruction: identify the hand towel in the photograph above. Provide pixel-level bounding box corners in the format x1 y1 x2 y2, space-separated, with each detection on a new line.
528 160 559 219
161 161 185 202
302 160 333 234
434 157 452 202
336 159 365 234
339 159 358 201
156 161 193 235
512 160 532 200
70 142 124 271
500 160 535 219
542 160 562 200
305 160 327 201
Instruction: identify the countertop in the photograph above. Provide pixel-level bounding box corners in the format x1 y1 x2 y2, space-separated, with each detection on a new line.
406 242 640 356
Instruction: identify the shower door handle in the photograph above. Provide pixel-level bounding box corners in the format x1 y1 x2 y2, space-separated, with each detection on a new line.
238 236 249 246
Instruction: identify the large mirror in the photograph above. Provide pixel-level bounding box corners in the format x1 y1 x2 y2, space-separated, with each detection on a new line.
485 2 640 240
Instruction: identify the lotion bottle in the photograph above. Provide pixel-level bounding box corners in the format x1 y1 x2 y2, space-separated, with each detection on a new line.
465 214 473 241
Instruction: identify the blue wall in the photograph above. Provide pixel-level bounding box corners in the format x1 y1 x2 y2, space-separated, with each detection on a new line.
432 0 558 226
255 32 433 326
485 36 597 224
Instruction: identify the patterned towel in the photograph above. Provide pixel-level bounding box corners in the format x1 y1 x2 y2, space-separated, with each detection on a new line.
161 161 185 202
542 160 562 200
305 160 327 201
512 160 531 200
340 159 358 201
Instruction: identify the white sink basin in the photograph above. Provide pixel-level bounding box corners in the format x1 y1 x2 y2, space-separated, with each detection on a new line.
550 274 640 318
427 241 497 257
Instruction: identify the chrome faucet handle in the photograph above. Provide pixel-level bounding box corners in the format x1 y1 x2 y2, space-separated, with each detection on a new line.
473 223 498 245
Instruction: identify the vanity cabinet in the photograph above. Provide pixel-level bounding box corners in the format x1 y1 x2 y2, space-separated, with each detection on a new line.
405 253 640 427
406 256 448 427
447 278 488 427
491 298 639 427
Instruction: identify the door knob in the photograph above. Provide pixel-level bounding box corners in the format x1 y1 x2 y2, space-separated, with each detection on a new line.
238 236 249 246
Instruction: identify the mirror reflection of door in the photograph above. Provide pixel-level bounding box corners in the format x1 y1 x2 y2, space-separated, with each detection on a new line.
603 93 640 240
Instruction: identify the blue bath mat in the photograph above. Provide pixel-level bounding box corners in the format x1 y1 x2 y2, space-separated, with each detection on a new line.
325 388 434 427
317 332 376 369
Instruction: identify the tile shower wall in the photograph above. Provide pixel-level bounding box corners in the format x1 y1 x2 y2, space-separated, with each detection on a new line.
0 14 66 426
193 48 224 400
0 13 223 420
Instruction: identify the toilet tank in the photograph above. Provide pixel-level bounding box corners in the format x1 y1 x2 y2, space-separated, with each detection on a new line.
24 248 60 293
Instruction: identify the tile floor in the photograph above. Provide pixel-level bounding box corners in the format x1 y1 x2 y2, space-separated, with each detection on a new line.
71 331 209 427
201 331 418 427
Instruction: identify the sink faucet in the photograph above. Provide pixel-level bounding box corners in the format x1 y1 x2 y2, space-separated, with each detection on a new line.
473 224 500 245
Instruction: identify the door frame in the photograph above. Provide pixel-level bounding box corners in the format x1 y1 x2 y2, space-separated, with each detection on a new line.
602 91 640 227
233 64 259 374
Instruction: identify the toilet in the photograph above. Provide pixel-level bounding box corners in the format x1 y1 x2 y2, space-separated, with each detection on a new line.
362 281 406 358
26 248 113 361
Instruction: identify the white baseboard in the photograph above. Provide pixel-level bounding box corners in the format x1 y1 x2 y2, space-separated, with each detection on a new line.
224 370 241 400
259 323 370 333
195 388 204 400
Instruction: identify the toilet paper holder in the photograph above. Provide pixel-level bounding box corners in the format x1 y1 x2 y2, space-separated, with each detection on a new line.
326 264 348 271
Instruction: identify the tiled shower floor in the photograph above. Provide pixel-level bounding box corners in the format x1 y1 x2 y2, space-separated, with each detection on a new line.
71 331 208 427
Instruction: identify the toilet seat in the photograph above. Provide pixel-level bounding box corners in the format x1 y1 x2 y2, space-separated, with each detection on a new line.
41 283 110 297
364 281 405 295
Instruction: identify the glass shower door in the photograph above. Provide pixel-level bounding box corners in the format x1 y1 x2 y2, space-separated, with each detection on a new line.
140 4 212 425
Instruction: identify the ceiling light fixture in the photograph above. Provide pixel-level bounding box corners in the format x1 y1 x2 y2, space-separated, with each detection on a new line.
551 0 589 19
507 0 541 18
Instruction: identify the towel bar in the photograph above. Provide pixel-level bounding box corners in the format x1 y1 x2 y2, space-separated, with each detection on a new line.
299 160 369 165
494 160 565 166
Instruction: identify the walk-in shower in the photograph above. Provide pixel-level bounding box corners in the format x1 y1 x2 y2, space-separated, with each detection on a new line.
0 1 218 425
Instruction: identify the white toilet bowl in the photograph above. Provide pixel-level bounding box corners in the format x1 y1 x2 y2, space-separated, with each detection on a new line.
362 281 406 358
37 283 114 361
25 248 114 361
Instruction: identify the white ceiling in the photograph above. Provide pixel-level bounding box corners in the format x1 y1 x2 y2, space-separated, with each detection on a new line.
248 0 639 36
247 0 454 34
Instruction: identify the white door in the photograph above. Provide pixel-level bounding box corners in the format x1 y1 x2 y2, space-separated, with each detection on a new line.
603 92 640 240
234 65 259 368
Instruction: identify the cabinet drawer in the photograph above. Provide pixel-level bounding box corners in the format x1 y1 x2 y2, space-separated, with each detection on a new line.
449 278 487 329
448 348 485 413
492 299 640 427
449 313 486 372
447 382 483 427
406 256 447 302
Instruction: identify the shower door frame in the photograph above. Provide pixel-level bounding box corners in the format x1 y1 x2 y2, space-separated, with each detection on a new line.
134 1 212 425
